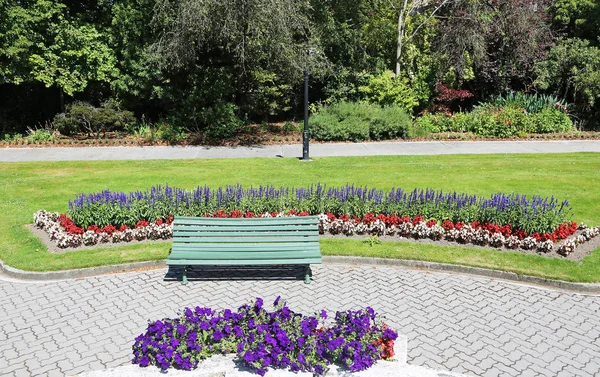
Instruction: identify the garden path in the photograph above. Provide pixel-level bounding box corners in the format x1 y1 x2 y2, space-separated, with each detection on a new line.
1 140 600 162
1 263 599 377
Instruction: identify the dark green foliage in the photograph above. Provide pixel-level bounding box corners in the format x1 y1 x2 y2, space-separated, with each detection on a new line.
552 0 600 43
201 103 244 140
534 38 600 128
156 121 188 144
0 0 598 134
369 106 412 140
433 0 553 96
309 102 410 142
53 101 135 137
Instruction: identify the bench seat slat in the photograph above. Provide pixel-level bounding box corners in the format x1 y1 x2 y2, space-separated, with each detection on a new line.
173 236 319 243
168 250 321 260
173 225 317 232
174 217 318 225
173 231 318 237
173 243 319 252
167 258 323 266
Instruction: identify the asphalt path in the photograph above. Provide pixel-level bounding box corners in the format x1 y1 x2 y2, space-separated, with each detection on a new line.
1 140 599 162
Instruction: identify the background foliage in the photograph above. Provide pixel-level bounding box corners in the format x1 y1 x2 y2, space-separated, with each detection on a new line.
1 0 598 135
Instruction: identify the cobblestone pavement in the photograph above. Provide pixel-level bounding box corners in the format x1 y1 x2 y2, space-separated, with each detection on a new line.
1 264 600 377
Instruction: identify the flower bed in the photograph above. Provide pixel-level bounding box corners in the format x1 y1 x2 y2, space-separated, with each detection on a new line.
132 298 398 375
33 209 599 255
67 184 572 235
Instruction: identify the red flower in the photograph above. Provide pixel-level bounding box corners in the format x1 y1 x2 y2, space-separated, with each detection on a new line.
441 220 454 230
412 215 424 225
135 220 149 229
102 224 117 235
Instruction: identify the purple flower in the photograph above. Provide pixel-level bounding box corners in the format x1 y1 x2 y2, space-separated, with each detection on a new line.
213 330 224 341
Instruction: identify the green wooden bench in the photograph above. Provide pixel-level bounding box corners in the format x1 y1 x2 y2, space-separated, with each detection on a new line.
167 216 322 285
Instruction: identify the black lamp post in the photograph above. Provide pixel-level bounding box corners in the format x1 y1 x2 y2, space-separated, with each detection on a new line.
301 67 310 161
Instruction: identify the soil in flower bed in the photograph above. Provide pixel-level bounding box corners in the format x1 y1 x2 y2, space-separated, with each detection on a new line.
27 223 599 263
2 127 600 148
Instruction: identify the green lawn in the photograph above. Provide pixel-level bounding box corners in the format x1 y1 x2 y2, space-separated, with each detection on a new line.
1 153 599 281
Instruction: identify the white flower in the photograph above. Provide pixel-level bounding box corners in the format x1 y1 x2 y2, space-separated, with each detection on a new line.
520 237 538 250
397 222 413 237
489 233 505 248
504 235 521 249
368 219 385 236
412 222 429 239
473 228 491 246
537 240 554 253
355 222 369 235
428 224 445 241
386 225 397 236
83 230 98 246
329 220 344 235
98 232 111 243
558 240 576 256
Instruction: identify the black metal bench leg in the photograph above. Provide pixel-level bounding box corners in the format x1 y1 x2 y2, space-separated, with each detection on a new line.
182 266 188 285
304 265 312 284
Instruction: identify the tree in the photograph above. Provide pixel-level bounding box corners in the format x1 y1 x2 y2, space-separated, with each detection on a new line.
534 38 600 127
432 0 553 96
552 0 600 43
393 0 455 76
0 0 117 108
151 0 326 123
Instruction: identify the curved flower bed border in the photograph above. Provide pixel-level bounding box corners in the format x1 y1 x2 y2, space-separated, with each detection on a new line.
33 210 599 256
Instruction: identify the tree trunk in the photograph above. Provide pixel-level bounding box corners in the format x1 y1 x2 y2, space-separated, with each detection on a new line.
58 87 65 113
396 0 409 76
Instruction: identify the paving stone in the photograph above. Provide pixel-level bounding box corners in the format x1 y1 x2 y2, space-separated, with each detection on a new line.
2 265 600 377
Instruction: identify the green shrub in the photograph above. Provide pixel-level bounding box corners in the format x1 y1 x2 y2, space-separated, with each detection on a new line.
531 107 573 133
310 112 370 142
370 106 411 140
201 103 244 140
359 71 419 113
415 105 574 138
309 101 411 142
157 121 187 144
53 101 135 138
25 128 56 143
282 121 300 132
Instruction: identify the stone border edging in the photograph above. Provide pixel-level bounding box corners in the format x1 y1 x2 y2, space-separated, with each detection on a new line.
0 259 165 281
2 256 600 293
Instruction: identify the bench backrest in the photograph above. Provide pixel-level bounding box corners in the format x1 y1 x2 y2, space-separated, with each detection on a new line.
169 216 321 265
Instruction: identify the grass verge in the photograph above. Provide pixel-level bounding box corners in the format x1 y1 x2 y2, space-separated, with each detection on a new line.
0 153 599 281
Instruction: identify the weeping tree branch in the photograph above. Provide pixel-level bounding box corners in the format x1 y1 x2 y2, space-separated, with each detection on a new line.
395 0 460 75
